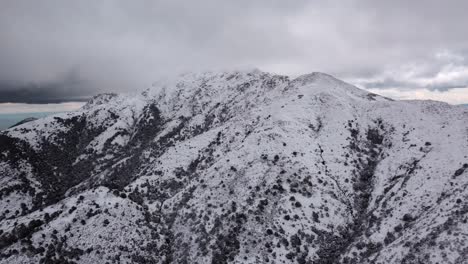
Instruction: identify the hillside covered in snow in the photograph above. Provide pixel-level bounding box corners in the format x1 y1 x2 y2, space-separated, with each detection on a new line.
0 70 467 264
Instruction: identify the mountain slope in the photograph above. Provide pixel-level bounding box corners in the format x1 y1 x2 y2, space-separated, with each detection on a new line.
0 70 467 264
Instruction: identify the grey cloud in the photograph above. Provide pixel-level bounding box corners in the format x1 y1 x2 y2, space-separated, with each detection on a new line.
1 0 468 102
0 70 93 103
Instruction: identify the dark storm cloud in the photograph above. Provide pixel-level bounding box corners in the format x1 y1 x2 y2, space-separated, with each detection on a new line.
1 0 468 103
0 70 92 103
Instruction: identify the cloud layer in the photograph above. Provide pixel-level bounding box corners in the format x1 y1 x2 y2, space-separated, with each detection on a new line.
1 0 468 103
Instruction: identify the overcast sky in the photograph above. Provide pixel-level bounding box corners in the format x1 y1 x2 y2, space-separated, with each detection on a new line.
1 0 468 110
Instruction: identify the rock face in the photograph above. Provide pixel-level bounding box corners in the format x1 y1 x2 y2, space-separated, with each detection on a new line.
0 70 467 264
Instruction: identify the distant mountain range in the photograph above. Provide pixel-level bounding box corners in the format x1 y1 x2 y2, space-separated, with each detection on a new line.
0 70 467 263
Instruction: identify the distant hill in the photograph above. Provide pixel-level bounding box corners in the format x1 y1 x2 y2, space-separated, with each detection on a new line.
0 112 58 130
9 117 39 128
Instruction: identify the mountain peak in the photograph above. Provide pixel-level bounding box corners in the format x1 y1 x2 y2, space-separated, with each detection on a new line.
143 70 383 108
293 71 336 82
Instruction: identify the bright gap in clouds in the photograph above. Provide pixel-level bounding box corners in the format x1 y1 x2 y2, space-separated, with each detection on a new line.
0 102 85 114
365 87 468 105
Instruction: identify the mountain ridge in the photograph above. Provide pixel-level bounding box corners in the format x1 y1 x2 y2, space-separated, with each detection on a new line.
0 70 467 264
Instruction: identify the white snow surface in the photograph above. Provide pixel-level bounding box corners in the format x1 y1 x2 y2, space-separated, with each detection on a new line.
0 70 467 264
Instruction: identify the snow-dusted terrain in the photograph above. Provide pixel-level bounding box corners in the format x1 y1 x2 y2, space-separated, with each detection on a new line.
0 70 467 264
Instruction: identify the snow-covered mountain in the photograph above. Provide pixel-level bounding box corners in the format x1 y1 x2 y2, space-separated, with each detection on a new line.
0 70 467 264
